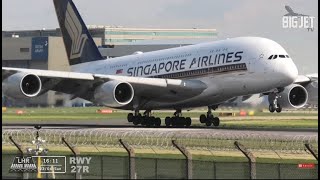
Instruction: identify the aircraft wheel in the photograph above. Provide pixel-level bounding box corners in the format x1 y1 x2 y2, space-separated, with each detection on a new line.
205 119 212 126
133 116 140 125
269 104 275 113
178 117 185 126
171 117 178 127
165 117 171 127
155 117 161 127
140 116 146 126
127 113 133 122
145 118 151 127
212 117 220 127
148 116 155 127
200 114 206 123
276 104 282 113
185 117 191 127
174 117 180 127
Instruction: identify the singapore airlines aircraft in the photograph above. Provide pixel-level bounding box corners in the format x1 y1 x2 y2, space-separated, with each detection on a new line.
2 0 311 127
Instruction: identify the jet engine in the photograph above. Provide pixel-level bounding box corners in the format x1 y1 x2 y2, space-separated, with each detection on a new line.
304 81 318 105
94 80 134 107
2 73 42 99
277 84 308 108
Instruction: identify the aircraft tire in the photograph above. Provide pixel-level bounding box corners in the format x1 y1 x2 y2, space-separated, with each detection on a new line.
200 114 206 123
212 117 220 127
269 104 275 113
165 117 171 127
155 117 161 127
179 117 185 126
205 119 212 126
140 116 146 126
185 117 192 127
147 116 155 127
276 104 282 113
171 117 178 127
127 113 133 122
133 116 140 125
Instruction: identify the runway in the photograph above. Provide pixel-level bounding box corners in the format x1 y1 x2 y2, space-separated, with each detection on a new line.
3 111 318 141
2 123 318 138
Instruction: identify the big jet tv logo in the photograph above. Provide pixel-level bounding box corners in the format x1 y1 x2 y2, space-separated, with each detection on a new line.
282 5 315 32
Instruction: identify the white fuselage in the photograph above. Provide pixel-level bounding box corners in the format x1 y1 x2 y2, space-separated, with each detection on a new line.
71 37 298 110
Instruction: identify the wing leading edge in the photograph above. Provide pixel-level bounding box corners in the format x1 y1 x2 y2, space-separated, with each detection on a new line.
2 67 208 103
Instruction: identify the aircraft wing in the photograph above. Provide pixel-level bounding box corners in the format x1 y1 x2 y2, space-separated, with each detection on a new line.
2 67 207 102
294 74 317 85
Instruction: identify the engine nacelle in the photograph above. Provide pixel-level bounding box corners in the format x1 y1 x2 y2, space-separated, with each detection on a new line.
2 73 42 99
94 80 134 107
304 81 318 105
277 84 308 108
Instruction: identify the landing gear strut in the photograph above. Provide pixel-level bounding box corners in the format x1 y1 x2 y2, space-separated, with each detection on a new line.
268 93 282 113
199 106 220 127
165 109 192 127
127 110 161 127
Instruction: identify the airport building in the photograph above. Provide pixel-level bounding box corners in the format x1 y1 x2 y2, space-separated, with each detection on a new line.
2 26 217 46
2 26 218 107
87 25 217 45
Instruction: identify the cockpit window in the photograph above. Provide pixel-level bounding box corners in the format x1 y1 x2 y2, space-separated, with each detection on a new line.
268 54 290 60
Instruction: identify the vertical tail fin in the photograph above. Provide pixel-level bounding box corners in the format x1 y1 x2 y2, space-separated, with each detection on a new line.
53 0 103 65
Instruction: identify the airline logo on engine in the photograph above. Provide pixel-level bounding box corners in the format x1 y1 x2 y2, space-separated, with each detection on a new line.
127 51 243 77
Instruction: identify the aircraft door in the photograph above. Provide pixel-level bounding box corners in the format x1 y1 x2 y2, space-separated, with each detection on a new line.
243 53 266 93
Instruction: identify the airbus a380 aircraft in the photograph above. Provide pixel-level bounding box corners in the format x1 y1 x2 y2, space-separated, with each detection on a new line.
2 0 311 127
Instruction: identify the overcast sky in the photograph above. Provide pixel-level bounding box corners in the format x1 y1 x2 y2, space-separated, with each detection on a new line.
2 0 318 74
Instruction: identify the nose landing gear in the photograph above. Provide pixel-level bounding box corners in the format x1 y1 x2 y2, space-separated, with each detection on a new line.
268 93 282 113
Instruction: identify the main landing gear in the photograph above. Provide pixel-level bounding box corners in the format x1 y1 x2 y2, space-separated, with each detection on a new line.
268 93 282 113
164 109 192 127
199 106 220 127
127 107 221 127
127 110 161 127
